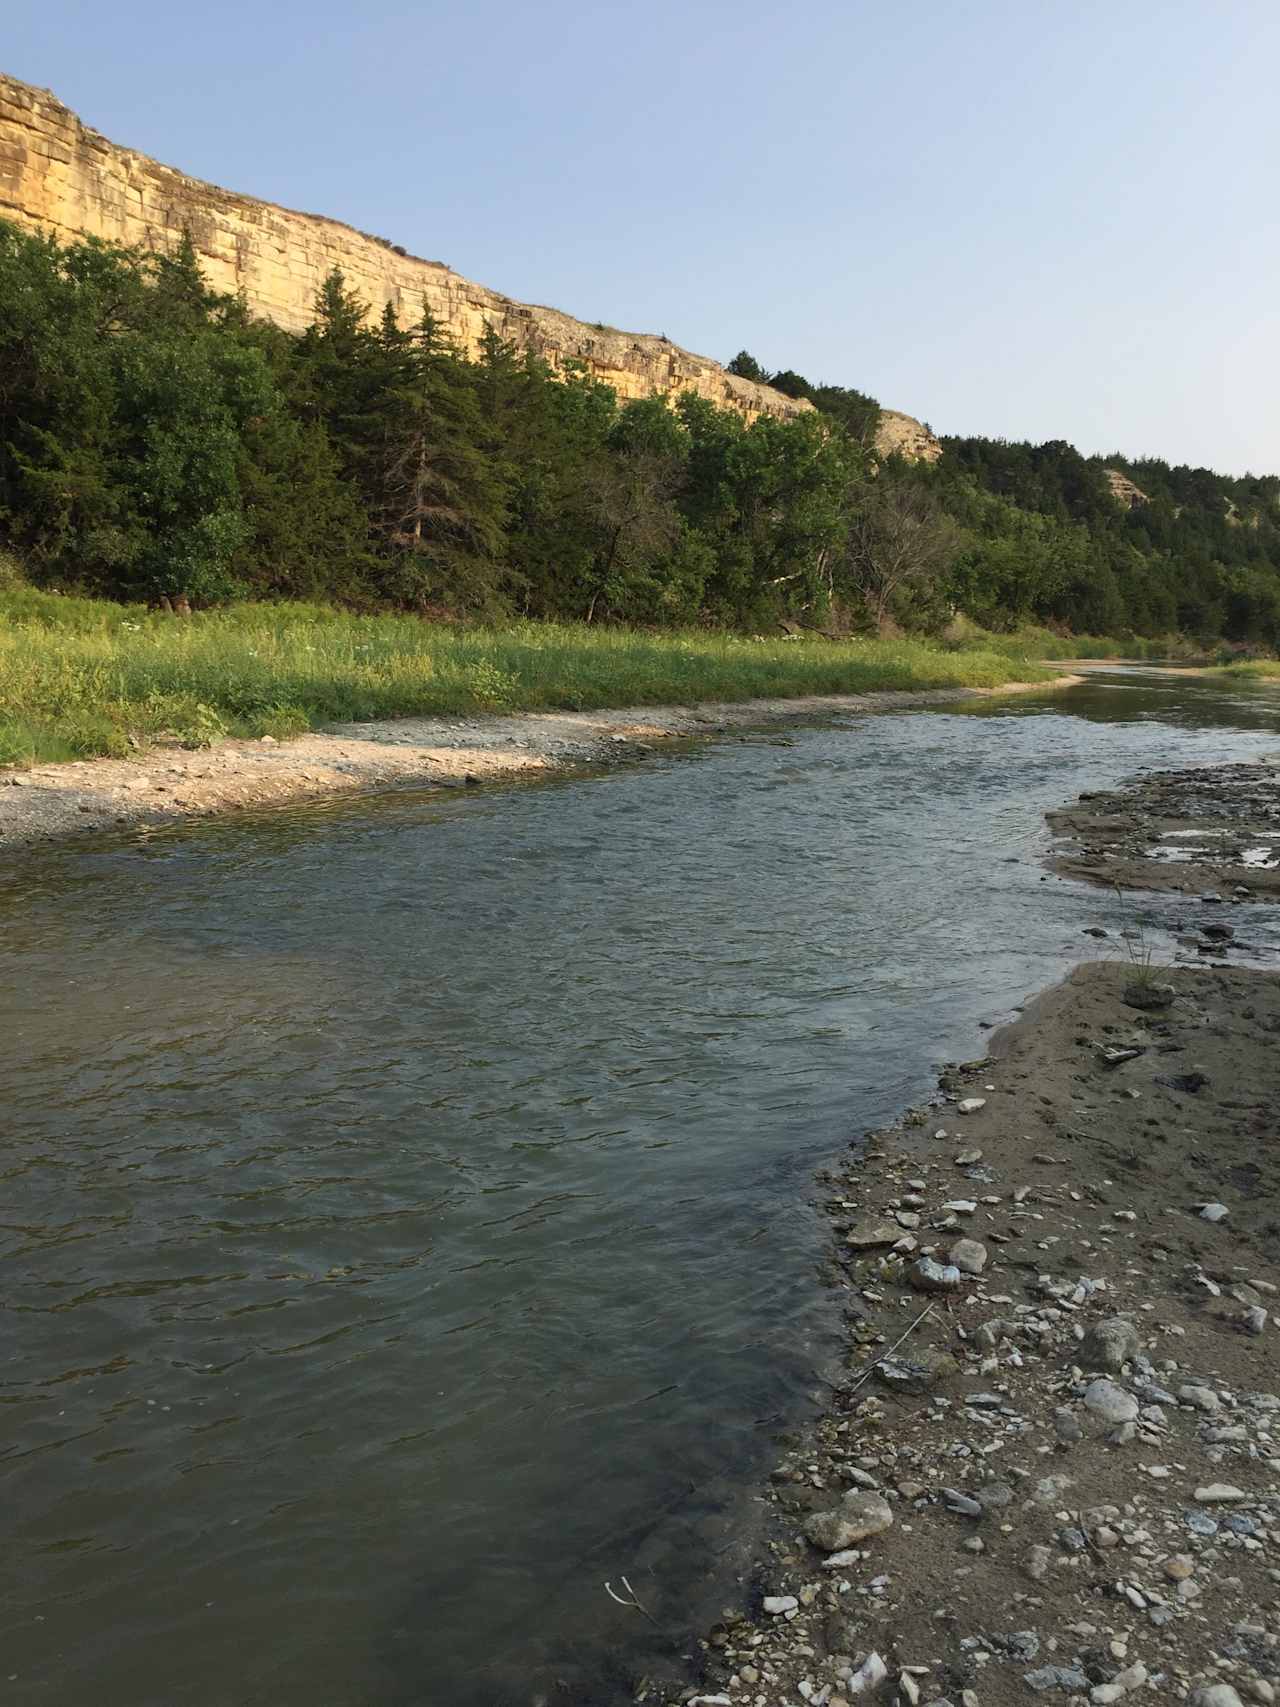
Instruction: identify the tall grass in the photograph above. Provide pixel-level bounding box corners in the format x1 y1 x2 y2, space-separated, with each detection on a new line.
0 573 1061 767
1217 658 1280 679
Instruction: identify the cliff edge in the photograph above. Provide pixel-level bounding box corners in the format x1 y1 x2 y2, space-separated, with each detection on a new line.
0 72 940 455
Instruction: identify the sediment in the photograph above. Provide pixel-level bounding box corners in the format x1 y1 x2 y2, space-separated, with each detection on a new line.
1048 762 1280 902
0 676 1073 853
653 957 1280 1707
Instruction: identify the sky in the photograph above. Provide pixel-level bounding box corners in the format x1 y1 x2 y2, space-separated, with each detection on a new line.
5 0 1278 473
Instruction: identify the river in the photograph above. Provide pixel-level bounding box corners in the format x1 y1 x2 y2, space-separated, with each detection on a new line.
3 668 1279 1706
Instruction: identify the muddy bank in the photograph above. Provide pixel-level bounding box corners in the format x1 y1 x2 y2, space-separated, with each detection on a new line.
655 959 1279 1707
0 675 1076 852
1048 762 1280 901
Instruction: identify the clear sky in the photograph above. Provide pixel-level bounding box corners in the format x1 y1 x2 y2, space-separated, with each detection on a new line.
6 0 1278 473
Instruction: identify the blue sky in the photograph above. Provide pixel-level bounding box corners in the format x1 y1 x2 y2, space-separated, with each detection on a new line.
6 0 1277 473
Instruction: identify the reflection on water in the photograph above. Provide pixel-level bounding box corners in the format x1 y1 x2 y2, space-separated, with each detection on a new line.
2 667 1279 1705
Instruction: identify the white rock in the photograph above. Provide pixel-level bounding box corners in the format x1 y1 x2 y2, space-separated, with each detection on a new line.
847 1653 888 1695
957 1098 986 1114
1194 1484 1248 1502
949 1237 988 1275
1189 1687 1245 1707
1084 1379 1140 1425
943 1199 978 1215
1198 1202 1230 1222
1179 1384 1220 1413
762 1594 798 1614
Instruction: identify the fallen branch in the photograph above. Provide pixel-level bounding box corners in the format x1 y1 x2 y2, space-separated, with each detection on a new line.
604 1574 660 1626
843 1303 936 1398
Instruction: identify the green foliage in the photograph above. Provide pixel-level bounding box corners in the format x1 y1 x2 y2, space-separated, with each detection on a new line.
4 215 1280 667
0 574 1056 765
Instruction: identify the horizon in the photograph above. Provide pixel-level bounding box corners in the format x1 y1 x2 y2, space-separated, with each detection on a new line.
4 0 1277 479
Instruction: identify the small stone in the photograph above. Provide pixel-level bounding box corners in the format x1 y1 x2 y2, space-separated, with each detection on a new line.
1025 1666 1089 1693
1084 1379 1139 1426
954 1148 983 1165
1179 1384 1220 1413
847 1220 902 1249
1188 1688 1245 1707
1092 1687 1125 1705
1198 1202 1230 1223
949 1237 988 1275
1025 1544 1052 1580
942 1199 978 1215
803 1491 894 1552
762 1594 798 1615
1164 1554 1195 1581
909 1257 962 1293
875 1349 958 1392
1194 1484 1248 1502
1054 1408 1083 1443
847 1653 887 1696
1244 1306 1268 1335
957 1098 986 1114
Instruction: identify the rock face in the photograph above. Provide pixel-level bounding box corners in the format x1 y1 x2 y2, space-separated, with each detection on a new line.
0 71 939 457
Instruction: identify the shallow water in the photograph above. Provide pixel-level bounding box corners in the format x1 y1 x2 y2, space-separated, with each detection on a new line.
3 668 1280 1706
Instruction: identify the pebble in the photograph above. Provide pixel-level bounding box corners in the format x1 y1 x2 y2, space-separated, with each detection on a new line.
846 1653 887 1696
949 1237 988 1275
763 1594 798 1615
847 1220 901 1248
957 1098 986 1114
1189 1688 1245 1707
910 1257 962 1293
1195 1483 1248 1502
1198 1202 1230 1222
1054 1407 1083 1443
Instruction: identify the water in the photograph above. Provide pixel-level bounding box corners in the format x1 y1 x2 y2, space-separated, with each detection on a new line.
3 668 1279 1706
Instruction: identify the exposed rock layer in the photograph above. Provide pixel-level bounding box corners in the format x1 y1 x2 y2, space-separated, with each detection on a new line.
0 71 940 455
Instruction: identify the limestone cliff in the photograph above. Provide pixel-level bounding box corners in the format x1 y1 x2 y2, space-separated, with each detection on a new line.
0 71 941 457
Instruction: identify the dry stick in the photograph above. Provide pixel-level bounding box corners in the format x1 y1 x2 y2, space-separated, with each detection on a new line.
604 1575 660 1627
843 1302 936 1399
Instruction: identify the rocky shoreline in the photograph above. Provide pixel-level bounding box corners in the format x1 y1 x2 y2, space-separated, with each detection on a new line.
1048 763 1280 901
647 945 1279 1703
0 676 1076 853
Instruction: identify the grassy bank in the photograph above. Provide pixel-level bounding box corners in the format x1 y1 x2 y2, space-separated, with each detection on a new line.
1218 658 1280 679
0 575 1072 767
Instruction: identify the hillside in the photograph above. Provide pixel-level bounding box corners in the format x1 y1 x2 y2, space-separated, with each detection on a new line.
0 69 930 464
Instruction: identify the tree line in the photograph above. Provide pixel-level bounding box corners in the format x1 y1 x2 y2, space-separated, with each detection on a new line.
3 217 1280 647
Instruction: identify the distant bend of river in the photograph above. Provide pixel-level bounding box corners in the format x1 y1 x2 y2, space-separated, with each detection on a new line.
3 667 1280 1707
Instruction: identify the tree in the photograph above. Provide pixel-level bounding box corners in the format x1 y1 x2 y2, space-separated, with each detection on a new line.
726 350 767 383
841 479 960 631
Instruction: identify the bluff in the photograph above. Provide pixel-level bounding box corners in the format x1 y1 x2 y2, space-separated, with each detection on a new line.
0 71 941 455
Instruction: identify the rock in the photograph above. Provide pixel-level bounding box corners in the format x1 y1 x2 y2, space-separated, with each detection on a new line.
1081 1316 1140 1371
875 1348 957 1392
949 1237 988 1275
1194 1483 1248 1502
1054 1407 1083 1443
909 1257 962 1293
1092 1687 1125 1705
1189 1688 1245 1707
1025 1544 1052 1581
1122 981 1175 1010
954 1148 983 1164
1164 1554 1195 1580
1244 1306 1269 1335
1025 1665 1089 1693
942 1199 978 1215
942 1488 983 1518
846 1220 902 1249
1179 1383 1220 1413
847 1653 887 1696
1084 1379 1140 1426
803 1491 894 1552
1198 1202 1230 1222
762 1594 798 1615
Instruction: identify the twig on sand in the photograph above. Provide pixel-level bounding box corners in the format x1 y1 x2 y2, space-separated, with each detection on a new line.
605 1574 660 1626
844 1302 936 1398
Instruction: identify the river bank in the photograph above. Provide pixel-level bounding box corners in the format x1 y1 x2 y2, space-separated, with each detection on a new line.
655 954 1279 1707
0 674 1079 852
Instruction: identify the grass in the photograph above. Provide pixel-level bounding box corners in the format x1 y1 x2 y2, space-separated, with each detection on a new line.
1217 658 1280 679
0 570 1067 768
